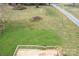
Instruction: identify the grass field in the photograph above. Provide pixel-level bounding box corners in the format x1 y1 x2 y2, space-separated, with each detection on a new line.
0 5 79 56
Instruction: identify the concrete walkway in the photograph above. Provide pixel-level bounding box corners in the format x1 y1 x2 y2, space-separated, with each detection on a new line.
51 4 79 27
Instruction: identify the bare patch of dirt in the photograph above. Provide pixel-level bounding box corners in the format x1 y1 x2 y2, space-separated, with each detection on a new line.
16 48 63 56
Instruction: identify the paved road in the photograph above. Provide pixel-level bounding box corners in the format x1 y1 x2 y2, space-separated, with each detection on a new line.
51 4 79 27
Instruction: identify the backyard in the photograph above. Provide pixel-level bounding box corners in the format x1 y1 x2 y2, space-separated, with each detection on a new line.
0 4 79 56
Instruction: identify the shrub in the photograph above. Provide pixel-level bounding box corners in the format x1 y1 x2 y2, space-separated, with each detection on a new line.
35 4 40 8
13 4 26 10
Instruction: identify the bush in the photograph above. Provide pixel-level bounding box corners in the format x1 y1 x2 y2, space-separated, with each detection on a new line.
13 4 26 10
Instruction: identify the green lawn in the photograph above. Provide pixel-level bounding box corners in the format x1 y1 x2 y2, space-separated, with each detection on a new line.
0 5 79 56
0 24 62 55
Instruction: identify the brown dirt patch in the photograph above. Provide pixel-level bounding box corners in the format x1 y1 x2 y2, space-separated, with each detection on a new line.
16 48 63 56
